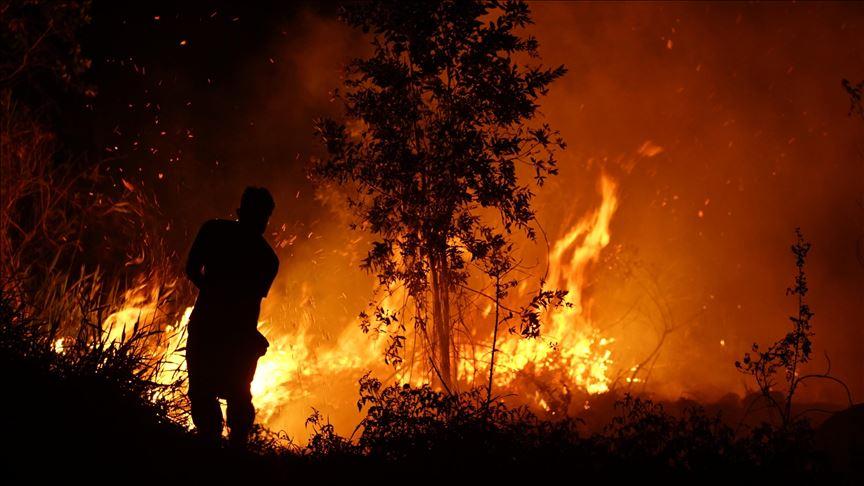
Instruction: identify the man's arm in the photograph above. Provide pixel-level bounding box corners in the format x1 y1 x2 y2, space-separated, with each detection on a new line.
185 222 212 289
259 252 279 298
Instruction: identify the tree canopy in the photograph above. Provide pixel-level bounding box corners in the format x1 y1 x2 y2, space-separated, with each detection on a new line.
313 0 567 387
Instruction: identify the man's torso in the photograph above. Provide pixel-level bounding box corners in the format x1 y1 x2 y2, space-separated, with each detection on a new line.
188 219 278 348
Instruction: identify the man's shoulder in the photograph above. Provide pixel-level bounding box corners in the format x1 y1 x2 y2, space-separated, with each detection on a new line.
204 218 237 228
200 218 238 234
193 220 241 248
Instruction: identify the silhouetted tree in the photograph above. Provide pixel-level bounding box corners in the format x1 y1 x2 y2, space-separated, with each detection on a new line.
313 0 566 388
736 229 852 426
736 229 814 426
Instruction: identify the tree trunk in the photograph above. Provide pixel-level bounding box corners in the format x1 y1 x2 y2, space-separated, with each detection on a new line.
439 262 453 387
429 252 453 390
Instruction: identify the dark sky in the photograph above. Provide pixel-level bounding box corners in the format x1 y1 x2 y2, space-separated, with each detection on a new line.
73 1 349 250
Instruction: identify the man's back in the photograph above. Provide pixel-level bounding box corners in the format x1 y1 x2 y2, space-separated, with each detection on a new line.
186 219 279 339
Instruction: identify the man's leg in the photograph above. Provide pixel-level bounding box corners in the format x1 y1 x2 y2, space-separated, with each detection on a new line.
187 352 223 446
225 356 258 448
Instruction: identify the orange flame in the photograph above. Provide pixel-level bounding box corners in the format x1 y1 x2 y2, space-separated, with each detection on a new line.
458 174 619 396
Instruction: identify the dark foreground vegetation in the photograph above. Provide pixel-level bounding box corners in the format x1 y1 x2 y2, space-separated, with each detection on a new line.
2 285 857 484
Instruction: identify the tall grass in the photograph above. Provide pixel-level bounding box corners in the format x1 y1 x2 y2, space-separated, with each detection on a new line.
1 87 192 423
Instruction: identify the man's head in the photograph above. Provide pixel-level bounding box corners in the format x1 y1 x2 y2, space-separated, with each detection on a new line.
237 186 275 234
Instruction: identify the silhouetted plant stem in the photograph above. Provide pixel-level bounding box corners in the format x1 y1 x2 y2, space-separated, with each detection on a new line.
487 274 501 404
736 228 851 428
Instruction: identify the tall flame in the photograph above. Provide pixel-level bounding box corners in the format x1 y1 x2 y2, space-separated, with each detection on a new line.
459 174 619 396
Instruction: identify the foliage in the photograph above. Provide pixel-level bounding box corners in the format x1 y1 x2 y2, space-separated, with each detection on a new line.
600 393 824 482
348 372 583 466
1 0 92 88
842 78 864 119
0 277 187 417
736 229 852 429
304 408 357 457
0 284 189 479
602 394 736 473
299 375 826 481
313 0 567 386
736 229 817 426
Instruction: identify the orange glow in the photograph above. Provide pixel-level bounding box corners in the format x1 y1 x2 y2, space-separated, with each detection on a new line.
457 174 619 397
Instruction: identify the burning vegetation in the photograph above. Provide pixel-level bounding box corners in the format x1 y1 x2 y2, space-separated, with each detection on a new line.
1 0 862 482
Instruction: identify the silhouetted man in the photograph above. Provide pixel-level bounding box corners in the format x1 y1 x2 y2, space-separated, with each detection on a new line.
185 187 279 447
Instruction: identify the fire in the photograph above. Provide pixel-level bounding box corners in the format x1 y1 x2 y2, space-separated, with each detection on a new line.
69 173 620 433
153 307 191 403
459 174 619 397
101 280 172 345
249 312 393 424
52 337 66 354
